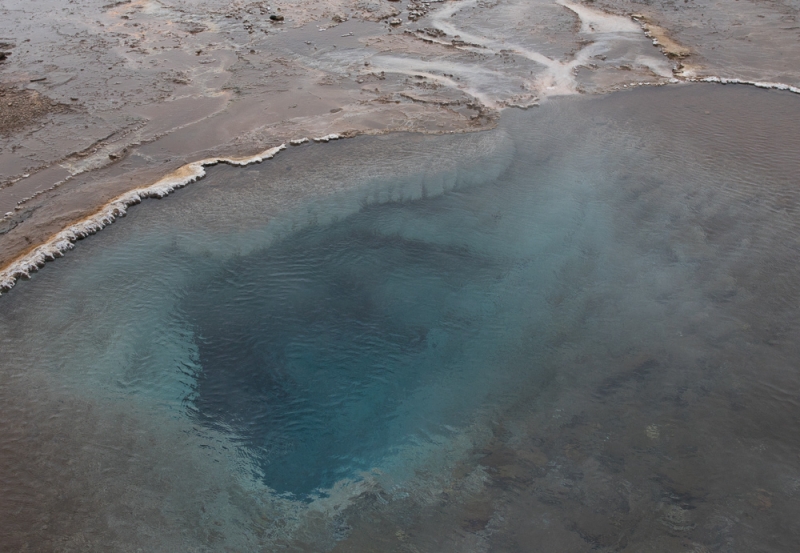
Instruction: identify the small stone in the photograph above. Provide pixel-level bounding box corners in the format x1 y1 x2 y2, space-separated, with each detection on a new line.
269 14 284 21
389 18 402 26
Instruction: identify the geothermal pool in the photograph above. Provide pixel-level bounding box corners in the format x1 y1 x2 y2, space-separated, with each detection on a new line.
2 84 800 551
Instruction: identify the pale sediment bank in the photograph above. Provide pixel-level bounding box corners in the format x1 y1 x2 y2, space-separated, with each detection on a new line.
1 0 799 297
2 76 800 296
0 142 300 293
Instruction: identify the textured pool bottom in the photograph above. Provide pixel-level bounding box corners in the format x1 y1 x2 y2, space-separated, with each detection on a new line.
1 84 800 551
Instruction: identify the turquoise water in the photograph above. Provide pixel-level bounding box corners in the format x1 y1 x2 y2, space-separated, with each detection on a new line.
2 84 800 551
184 161 566 496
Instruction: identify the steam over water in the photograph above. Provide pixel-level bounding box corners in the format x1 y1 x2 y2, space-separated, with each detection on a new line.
2 84 800 551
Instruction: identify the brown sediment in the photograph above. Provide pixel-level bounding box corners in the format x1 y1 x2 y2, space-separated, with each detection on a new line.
0 86 70 136
631 14 691 60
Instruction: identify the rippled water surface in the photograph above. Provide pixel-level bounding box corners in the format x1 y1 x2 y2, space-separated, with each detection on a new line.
2 84 800 551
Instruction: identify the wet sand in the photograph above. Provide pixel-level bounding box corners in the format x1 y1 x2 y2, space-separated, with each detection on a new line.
1 0 798 285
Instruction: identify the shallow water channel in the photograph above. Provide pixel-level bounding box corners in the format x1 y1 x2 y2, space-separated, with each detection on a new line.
1 84 800 551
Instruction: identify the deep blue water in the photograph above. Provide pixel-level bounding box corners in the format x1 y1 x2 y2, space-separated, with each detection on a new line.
184 190 533 495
